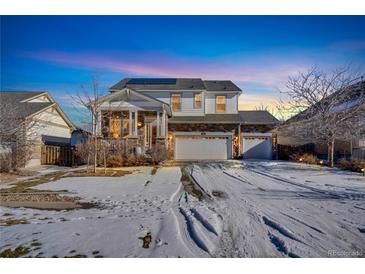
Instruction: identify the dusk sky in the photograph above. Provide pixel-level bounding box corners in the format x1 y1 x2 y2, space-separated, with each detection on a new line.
1 16 365 125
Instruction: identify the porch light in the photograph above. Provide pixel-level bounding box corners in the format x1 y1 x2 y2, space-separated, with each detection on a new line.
137 122 142 127
361 168 365 175
168 134 173 141
299 158 303 162
319 160 323 165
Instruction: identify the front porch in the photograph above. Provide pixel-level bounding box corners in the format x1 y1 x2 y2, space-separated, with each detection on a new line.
95 88 171 153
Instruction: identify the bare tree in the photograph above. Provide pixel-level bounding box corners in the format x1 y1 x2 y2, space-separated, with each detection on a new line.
72 75 106 173
277 66 365 167
0 95 49 170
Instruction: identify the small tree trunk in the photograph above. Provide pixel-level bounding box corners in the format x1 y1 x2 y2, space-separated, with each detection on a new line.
94 136 97 173
327 138 335 168
103 144 106 175
87 151 90 173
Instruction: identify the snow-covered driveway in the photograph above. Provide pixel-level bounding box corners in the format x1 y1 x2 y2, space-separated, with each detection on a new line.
190 160 365 257
1 161 364 257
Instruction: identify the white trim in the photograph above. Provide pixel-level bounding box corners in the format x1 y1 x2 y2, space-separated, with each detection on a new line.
134 110 138 136
173 131 234 137
241 132 273 137
20 92 49 103
129 110 132 135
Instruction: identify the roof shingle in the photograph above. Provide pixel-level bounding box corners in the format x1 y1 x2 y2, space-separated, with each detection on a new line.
110 78 241 92
169 111 278 124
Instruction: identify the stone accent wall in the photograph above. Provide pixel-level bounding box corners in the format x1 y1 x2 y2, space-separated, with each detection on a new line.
169 123 275 134
240 124 276 133
168 123 239 133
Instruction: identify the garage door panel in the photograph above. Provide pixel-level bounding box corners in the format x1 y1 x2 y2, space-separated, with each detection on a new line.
175 136 231 160
242 136 272 159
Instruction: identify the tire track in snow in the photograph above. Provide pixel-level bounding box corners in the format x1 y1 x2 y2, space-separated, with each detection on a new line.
247 165 365 201
262 216 303 243
280 212 325 235
178 207 210 253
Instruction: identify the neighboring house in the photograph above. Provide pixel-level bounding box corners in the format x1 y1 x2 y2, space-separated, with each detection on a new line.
71 127 91 147
95 78 278 160
352 116 365 160
277 80 365 161
0 91 75 167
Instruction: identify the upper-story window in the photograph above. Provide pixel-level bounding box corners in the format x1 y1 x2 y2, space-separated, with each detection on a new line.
216 95 226 113
171 94 181 112
194 93 202 109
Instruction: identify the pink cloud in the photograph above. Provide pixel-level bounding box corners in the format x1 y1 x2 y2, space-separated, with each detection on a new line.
21 50 309 88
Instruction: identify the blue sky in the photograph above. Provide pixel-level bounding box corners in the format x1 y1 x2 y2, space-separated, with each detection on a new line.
1 16 365 125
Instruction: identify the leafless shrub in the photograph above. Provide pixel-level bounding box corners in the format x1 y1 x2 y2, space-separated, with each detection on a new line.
0 150 12 172
125 154 147 166
106 155 124 167
339 159 365 173
290 153 318 165
147 144 167 165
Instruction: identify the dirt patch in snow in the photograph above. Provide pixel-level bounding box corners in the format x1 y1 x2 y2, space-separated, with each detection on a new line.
0 246 30 258
0 218 28 226
66 169 134 177
180 168 204 200
0 171 66 193
0 193 96 210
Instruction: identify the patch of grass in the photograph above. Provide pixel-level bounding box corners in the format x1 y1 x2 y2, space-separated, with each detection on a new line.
92 250 99 255
0 218 28 226
150 166 159 175
0 246 30 258
94 255 104 258
2 213 13 217
180 168 203 200
67 169 133 177
0 171 66 193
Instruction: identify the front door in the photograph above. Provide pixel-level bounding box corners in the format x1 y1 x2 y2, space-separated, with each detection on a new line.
145 123 157 148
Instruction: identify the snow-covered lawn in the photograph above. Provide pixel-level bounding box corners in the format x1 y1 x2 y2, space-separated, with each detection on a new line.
1 161 364 258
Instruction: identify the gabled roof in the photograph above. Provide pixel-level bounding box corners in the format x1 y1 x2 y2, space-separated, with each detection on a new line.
169 111 278 124
203 80 241 92
110 78 241 92
0 91 53 118
97 88 172 116
238 110 279 124
0 91 74 129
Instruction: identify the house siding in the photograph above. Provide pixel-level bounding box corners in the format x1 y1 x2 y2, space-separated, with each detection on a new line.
205 93 238 114
137 90 205 116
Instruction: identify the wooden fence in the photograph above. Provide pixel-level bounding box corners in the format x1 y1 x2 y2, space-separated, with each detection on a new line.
41 145 75 166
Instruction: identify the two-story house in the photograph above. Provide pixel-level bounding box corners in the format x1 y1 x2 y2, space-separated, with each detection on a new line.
95 78 278 160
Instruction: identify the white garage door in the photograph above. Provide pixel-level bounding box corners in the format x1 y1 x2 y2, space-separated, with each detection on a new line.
175 135 232 160
242 135 272 159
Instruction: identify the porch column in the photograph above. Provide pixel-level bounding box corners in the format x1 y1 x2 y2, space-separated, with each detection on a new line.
162 109 166 137
134 110 138 136
156 111 160 137
129 110 132 136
